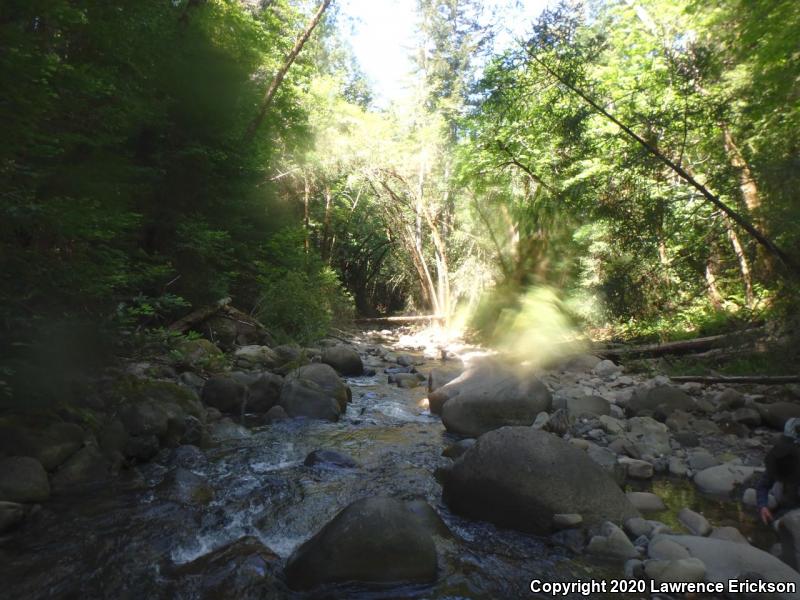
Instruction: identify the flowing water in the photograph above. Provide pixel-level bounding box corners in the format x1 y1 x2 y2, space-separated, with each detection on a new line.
0 337 773 599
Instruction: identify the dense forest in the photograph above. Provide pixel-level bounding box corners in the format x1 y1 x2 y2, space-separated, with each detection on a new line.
2 1 800 597
2 0 799 401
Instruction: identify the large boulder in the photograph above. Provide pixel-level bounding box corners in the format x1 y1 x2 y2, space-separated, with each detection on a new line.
246 373 283 413
321 345 363 376
234 345 281 370
623 416 671 459
0 421 84 471
667 535 800 599
777 509 800 571
170 536 285 599
432 361 552 436
202 376 247 414
284 496 438 590
51 446 110 492
0 456 50 503
176 339 226 372
428 367 462 394
281 363 351 416
440 427 638 534
627 385 695 419
693 463 759 496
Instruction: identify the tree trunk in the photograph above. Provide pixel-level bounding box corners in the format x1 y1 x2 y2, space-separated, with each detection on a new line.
724 215 755 308
303 175 310 254
243 0 332 141
705 251 723 310
321 185 332 262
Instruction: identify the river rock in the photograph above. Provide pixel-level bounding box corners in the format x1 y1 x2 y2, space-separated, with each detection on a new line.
586 522 638 560
157 468 214 505
667 535 800 599
626 492 665 513
284 496 438 589
593 359 622 378
555 395 611 417
210 419 251 440
777 509 800 571
628 385 695 419
202 376 247 414
434 361 552 437
391 372 423 388
756 402 800 430
619 457 653 479
710 526 749 545
644 557 706 584
265 406 289 423
599 415 625 436
714 388 746 410
287 364 349 409
303 449 359 469
0 456 50 502
648 535 691 560
428 367 462 394
246 373 283 413
26 422 85 471
693 463 758 495
279 363 349 421
442 438 475 459
678 508 711 536
687 448 719 471
732 406 761 427
176 339 226 372
440 427 638 534
119 401 169 438
234 345 281 370
0 501 27 533
171 535 284 599
321 345 363 376
51 446 110 491
624 416 671 459
553 513 583 529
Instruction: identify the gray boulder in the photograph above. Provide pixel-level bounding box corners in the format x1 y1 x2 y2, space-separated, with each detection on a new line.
234 345 281 369
442 438 475 460
778 509 800 571
279 363 350 422
626 492 665 513
246 373 283 413
321 345 363 376
434 362 551 437
284 496 438 589
286 364 350 410
202 376 247 414
0 456 50 502
644 558 705 584
440 427 638 534
756 402 800 430
587 522 638 560
428 367 462 394
157 468 214 505
623 416 671 459
554 395 611 417
668 535 800 599
678 508 711 536
693 463 758 496
51 446 110 491
628 385 695 418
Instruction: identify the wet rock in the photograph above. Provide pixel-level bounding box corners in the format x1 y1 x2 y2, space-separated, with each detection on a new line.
644 557 705 584
442 438 475 460
441 427 638 534
246 373 283 413
279 379 341 421
431 360 551 435
777 509 800 571
234 345 280 370
180 415 207 447
678 508 711 536
51 446 109 492
693 463 759 495
202 377 247 414
391 372 424 388
284 496 438 590
321 345 363 376
668 535 800 598
0 456 50 503
168 445 208 470
265 406 289 423
157 468 214 505
551 528 586 553
628 385 695 419
396 354 422 367
285 364 349 409
710 526 749 545
586 522 638 561
626 492 665 513
210 419 251 441
303 449 359 469
274 344 303 363
124 434 160 460
171 535 284 600
0 501 27 533
756 402 800 431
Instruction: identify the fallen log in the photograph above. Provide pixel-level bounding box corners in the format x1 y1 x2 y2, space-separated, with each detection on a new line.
669 375 800 385
168 297 231 333
597 330 761 359
355 315 445 325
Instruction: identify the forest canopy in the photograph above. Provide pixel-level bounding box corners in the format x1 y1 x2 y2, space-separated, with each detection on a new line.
1 0 798 402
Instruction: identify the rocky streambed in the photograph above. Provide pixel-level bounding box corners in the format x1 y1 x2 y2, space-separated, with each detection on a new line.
1 325 800 599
